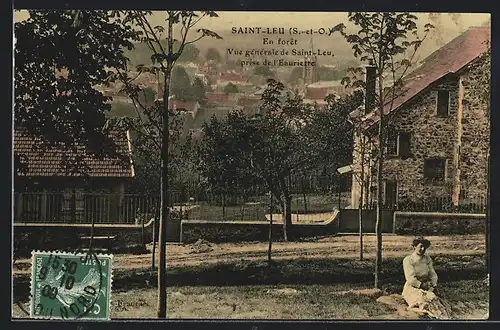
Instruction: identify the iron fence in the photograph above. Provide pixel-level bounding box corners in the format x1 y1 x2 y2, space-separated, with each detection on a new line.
14 192 160 224
396 196 487 214
13 188 351 224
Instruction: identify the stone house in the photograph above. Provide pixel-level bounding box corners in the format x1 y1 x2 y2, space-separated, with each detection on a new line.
350 25 490 209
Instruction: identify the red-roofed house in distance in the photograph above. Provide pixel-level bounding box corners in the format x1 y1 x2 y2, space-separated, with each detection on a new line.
168 99 201 118
14 127 136 224
218 71 251 86
349 25 491 211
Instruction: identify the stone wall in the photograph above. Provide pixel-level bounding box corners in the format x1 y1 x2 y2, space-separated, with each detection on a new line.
459 55 490 200
393 211 486 235
180 212 340 243
375 76 459 201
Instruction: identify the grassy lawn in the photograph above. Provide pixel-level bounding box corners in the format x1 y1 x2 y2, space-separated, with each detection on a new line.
13 280 487 319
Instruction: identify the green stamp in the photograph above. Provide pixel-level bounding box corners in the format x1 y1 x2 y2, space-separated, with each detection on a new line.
30 250 113 320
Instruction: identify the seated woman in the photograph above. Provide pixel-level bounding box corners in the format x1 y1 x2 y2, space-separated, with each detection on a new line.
402 236 449 319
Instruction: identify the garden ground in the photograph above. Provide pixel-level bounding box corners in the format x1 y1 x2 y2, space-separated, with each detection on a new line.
12 280 488 319
12 234 488 320
12 234 486 273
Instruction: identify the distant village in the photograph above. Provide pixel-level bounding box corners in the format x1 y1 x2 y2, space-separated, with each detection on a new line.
96 38 355 139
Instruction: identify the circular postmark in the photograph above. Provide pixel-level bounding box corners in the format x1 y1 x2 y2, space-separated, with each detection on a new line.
30 249 112 320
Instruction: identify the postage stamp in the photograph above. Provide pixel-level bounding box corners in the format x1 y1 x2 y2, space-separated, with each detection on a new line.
29 250 113 320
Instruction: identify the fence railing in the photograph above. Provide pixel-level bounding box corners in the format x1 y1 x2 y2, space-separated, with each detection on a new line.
13 190 351 224
14 192 161 224
395 196 487 214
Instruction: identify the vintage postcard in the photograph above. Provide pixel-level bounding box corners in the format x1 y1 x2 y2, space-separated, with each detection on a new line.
12 10 490 320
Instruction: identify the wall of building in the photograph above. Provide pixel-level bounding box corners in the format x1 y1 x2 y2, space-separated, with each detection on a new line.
353 75 466 206
459 55 490 200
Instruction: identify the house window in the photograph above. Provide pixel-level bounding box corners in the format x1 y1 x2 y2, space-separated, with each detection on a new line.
386 131 411 157
398 132 411 158
424 158 447 182
436 90 450 116
386 130 398 155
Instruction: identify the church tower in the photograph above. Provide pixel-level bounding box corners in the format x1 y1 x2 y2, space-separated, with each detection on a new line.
303 37 318 85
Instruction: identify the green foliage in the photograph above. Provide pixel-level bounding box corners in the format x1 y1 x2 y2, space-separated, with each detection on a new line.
288 67 303 83
14 10 139 174
223 83 239 94
197 110 259 201
332 12 434 102
171 66 193 100
138 87 157 105
124 101 195 195
191 77 207 103
110 102 137 118
205 47 222 62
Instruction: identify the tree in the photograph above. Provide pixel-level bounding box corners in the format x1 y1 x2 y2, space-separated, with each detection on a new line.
223 83 239 94
333 12 434 288
171 66 193 100
138 87 157 105
14 10 138 173
254 65 275 77
288 67 303 83
177 43 200 62
198 79 358 242
191 77 207 103
206 47 222 62
115 10 221 318
197 111 258 219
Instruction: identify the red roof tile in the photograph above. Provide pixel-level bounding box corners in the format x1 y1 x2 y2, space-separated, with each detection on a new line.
206 92 230 103
361 26 490 128
14 129 134 178
220 72 249 83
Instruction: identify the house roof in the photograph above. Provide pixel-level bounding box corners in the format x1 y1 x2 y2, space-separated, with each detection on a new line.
305 87 329 100
14 128 134 178
220 72 249 83
360 26 490 128
205 92 230 103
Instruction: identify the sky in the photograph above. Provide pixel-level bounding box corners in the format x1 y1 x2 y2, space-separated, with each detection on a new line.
14 10 490 30
13 11 490 63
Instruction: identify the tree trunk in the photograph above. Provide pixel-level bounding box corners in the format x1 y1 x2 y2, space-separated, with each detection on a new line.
283 194 292 241
222 193 226 220
240 195 246 221
157 18 174 318
151 209 157 270
359 136 365 261
374 79 385 289
268 191 273 269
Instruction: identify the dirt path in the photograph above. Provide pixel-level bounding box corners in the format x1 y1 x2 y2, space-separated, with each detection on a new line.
13 234 484 274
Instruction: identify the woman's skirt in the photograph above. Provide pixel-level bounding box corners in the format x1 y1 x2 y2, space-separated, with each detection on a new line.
402 282 450 319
